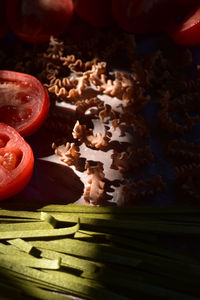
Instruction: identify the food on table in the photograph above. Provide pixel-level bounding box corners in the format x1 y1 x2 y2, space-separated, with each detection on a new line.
111 0 199 34
0 1 200 206
0 123 34 201
169 5 200 46
6 0 74 43
74 0 114 28
0 70 50 137
0 3 200 299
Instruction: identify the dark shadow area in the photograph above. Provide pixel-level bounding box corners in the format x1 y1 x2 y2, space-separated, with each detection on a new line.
26 105 78 159
0 159 84 210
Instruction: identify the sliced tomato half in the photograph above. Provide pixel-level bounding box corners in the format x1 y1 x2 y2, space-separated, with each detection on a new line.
0 70 50 137
0 123 34 201
7 0 74 43
169 5 200 46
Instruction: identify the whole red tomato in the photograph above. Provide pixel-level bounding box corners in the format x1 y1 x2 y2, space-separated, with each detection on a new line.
74 0 114 27
0 123 34 201
7 0 74 43
111 0 199 34
169 5 200 46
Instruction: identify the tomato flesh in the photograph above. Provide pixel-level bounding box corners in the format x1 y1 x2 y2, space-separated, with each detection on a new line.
0 123 34 201
0 71 50 137
7 0 74 43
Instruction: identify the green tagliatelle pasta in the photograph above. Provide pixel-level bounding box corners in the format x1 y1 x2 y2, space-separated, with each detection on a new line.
0 205 200 299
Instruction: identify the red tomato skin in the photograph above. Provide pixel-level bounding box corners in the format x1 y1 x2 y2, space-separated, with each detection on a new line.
111 0 172 34
112 0 199 34
74 0 113 28
169 6 200 46
0 123 34 201
0 0 8 39
7 0 74 43
0 70 50 137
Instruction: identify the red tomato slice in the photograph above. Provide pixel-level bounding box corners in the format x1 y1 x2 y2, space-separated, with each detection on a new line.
0 123 34 201
0 70 50 137
7 0 74 43
74 0 113 28
169 5 200 46
0 0 8 39
111 0 199 34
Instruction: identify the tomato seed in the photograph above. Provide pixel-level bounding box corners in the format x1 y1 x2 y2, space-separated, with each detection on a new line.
1 152 18 170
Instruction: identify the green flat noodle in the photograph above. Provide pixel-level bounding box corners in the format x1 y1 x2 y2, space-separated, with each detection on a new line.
0 281 21 300
76 229 157 243
74 230 108 242
0 209 40 219
4 239 99 274
50 212 128 221
40 211 200 226
0 259 129 300
6 277 73 300
16 283 73 300
39 203 200 214
0 242 33 257
136 252 200 281
29 238 142 267
114 221 200 235
0 217 41 223
40 215 200 236
4 237 200 284
7 239 41 258
74 230 156 247
74 230 200 265
0 267 67 294
158 215 200 223
138 261 200 291
39 247 98 273
0 222 79 240
45 269 129 300
29 238 200 280
40 212 57 228
107 233 200 265
0 254 61 269
0 221 53 232
8 238 34 254
90 266 200 299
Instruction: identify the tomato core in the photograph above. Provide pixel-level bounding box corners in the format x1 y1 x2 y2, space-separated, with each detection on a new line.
0 152 20 171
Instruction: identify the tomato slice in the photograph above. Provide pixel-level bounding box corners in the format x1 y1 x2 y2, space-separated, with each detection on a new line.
7 0 74 43
111 0 199 34
74 0 114 28
0 0 8 39
0 123 34 201
0 70 50 137
169 5 200 46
